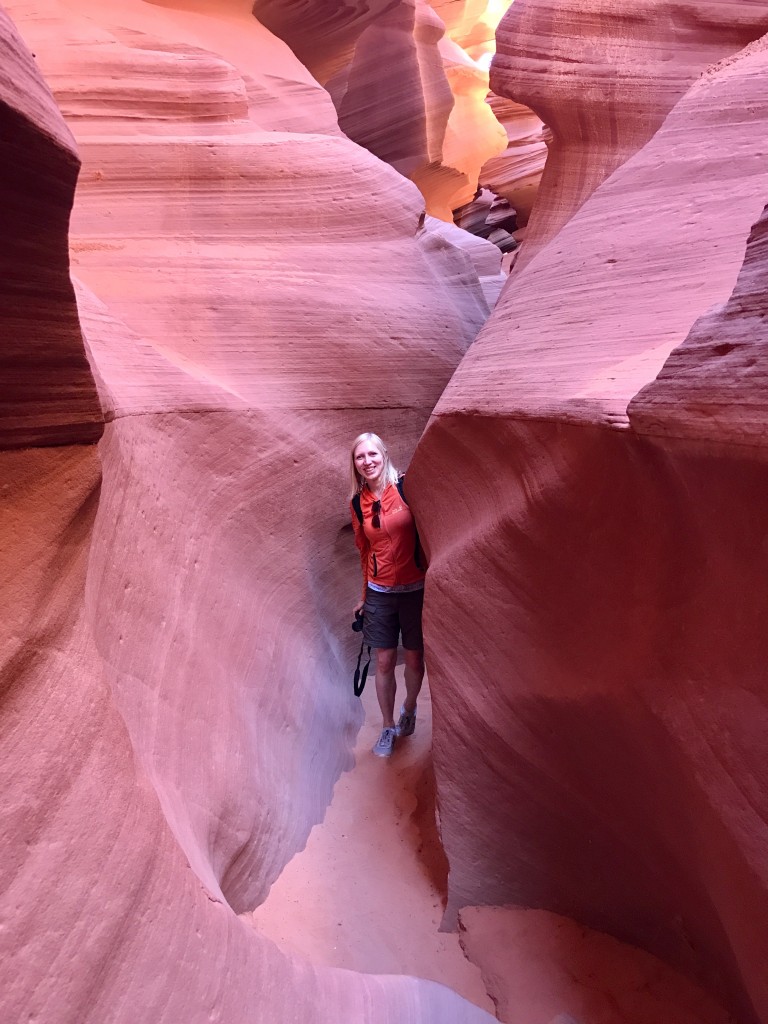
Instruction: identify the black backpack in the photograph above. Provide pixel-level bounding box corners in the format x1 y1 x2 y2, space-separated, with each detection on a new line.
352 475 422 569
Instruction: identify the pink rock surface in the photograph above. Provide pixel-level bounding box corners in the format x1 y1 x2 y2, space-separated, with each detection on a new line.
2 2 496 1022
629 201 768 448
255 0 507 219
492 0 768 269
479 93 547 227
460 906 735 1024
0 8 102 447
252 676 494 1015
409 30 768 1024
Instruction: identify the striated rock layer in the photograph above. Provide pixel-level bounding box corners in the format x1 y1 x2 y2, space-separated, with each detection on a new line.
478 93 547 230
255 0 507 219
411 30 768 1024
2 1 495 1022
460 906 735 1024
629 201 768 447
0 8 102 448
492 0 768 270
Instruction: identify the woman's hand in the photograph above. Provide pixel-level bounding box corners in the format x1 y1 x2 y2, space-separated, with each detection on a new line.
353 599 365 616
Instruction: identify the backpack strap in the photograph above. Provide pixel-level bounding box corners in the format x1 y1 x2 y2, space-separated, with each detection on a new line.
351 492 363 525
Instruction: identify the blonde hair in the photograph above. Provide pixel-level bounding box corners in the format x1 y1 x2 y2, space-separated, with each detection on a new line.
349 432 400 499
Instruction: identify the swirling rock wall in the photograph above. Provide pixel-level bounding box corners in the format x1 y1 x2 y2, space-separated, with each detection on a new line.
1 1 495 1021
255 0 507 219
478 93 547 229
0 7 102 448
411 27 768 1024
493 0 768 270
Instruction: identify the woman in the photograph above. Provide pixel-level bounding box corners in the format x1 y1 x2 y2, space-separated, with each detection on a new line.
349 432 425 758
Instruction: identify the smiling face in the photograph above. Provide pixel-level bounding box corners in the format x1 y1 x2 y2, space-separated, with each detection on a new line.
353 438 385 489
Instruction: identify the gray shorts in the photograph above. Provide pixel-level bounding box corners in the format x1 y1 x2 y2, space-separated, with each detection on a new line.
362 587 424 650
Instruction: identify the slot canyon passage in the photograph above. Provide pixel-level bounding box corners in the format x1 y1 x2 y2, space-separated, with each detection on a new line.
4 0 768 1021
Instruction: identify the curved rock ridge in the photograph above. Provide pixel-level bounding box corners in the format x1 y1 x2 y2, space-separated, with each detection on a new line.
629 201 768 448
254 0 507 219
0 7 102 448
422 214 505 309
492 0 768 270
478 92 547 230
2 2 496 1022
460 906 736 1024
409 31 768 1024
0 429 493 1024
424 0 547 235
21 0 342 134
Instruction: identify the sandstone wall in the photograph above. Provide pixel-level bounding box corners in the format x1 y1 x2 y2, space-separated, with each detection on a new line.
1 1 495 1021
0 7 102 447
493 0 768 270
411 29 768 1024
254 0 508 219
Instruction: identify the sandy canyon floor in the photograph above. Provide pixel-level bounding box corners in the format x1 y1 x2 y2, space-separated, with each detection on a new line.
250 670 494 1014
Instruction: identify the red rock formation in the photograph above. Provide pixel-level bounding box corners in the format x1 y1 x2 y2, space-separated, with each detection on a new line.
254 0 507 218
410 31 768 1024
629 202 768 447
492 0 768 269
0 8 102 447
460 906 735 1024
478 94 547 228
2 1 495 1022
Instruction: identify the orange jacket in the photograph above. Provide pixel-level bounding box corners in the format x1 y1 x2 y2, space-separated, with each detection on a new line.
351 482 425 600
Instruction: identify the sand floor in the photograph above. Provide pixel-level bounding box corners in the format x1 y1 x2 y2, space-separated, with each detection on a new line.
250 669 494 1015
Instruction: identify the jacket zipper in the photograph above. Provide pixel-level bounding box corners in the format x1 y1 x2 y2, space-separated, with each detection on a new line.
372 553 378 578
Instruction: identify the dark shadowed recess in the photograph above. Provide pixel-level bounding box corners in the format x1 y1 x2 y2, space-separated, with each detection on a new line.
0 101 103 449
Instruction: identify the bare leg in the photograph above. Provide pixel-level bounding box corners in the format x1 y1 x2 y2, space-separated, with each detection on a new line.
402 648 424 713
375 647 398 728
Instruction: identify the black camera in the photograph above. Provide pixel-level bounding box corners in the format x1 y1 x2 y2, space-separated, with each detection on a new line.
352 609 364 632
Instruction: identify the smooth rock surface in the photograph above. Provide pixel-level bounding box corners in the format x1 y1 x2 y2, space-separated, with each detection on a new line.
410 30 768 1024
479 93 547 227
492 0 768 270
2 2 496 1022
255 0 507 218
629 201 768 448
0 7 102 448
460 906 735 1024
252 676 495 1015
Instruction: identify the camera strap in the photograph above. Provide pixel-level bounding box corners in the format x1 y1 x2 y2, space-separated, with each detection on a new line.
353 639 371 697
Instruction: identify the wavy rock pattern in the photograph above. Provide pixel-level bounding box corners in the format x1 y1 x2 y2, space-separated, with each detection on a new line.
478 93 547 229
629 201 768 447
460 906 735 1024
0 8 102 448
410 30 768 1024
2 1 495 1021
492 0 768 269
255 0 507 219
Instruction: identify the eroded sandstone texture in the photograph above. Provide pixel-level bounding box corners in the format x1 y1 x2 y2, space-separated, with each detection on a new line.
492 0 768 269
411 26 768 1024
0 8 102 447
1 1 495 1021
255 0 508 219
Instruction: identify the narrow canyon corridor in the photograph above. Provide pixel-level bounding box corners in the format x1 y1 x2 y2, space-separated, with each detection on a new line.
5 0 768 1022
250 673 495 1015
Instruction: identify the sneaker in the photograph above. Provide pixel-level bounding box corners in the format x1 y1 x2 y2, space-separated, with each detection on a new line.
373 727 397 758
395 705 416 738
